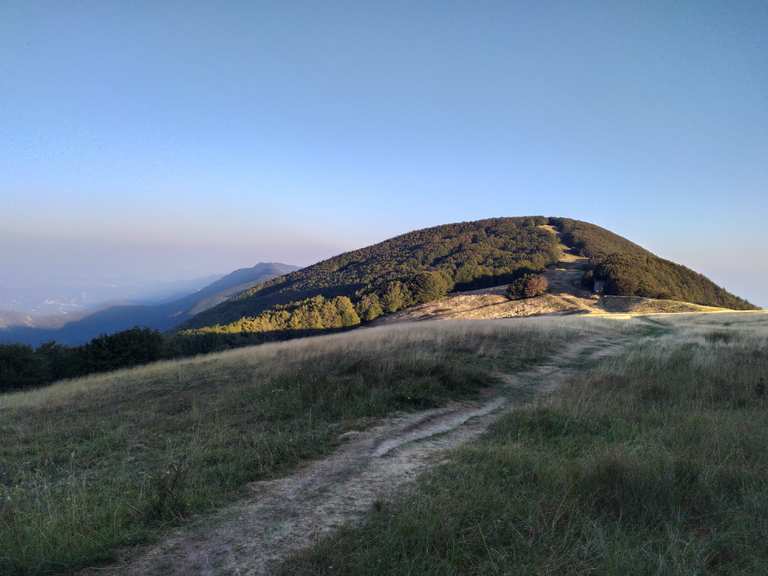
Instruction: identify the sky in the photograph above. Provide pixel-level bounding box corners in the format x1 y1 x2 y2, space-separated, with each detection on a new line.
1 0 766 308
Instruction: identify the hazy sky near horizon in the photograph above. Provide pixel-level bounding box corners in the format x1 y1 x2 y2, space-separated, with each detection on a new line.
1 1 767 306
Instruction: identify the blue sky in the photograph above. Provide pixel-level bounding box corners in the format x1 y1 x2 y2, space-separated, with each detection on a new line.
1 1 766 306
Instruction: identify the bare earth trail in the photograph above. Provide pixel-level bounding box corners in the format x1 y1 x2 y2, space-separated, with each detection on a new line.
86 328 639 576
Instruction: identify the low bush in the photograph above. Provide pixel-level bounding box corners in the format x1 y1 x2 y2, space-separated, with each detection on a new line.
506 273 548 300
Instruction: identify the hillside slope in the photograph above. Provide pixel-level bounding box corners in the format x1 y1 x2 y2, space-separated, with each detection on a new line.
183 217 755 336
552 218 755 310
183 217 560 331
380 221 755 323
0 263 297 345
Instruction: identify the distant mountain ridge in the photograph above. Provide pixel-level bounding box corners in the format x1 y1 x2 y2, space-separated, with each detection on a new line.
0 263 297 345
183 217 756 335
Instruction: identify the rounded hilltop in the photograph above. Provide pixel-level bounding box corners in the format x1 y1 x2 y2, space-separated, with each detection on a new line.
181 217 757 336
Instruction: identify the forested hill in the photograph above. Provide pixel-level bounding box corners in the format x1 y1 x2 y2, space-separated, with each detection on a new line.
183 216 756 335
183 217 560 330
552 218 756 310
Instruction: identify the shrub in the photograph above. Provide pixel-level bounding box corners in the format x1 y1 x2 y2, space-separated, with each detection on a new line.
506 274 548 300
380 281 413 313
409 271 454 304
356 294 384 321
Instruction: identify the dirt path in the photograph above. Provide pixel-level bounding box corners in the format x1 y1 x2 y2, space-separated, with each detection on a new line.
538 223 593 297
85 333 629 576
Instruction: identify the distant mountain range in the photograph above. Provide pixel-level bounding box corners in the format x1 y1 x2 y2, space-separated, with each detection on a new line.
0 263 297 346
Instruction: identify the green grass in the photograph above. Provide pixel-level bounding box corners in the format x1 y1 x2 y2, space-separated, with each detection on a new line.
281 314 768 576
0 319 580 575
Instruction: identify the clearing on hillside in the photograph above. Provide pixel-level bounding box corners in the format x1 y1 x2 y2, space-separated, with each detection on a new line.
379 224 739 323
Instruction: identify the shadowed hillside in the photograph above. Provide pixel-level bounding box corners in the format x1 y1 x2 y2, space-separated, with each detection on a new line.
552 218 756 310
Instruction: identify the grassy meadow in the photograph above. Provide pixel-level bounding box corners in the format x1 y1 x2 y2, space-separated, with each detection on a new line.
0 319 592 575
281 313 768 575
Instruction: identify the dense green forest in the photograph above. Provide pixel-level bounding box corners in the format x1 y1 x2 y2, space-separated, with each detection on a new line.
190 271 463 334
191 295 362 334
552 218 757 310
551 217 648 259
0 328 165 392
184 217 560 331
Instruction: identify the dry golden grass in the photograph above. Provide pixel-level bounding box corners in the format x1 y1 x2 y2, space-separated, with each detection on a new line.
378 291 755 324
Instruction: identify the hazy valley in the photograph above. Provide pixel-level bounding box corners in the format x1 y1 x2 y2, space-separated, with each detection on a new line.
0 263 297 346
